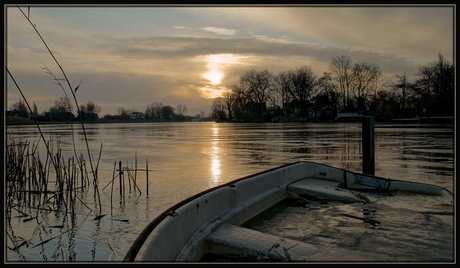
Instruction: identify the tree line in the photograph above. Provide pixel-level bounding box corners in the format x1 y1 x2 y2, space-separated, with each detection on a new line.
210 53 454 122
8 53 453 122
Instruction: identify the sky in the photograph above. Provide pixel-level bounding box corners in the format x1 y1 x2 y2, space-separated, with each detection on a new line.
5 5 455 117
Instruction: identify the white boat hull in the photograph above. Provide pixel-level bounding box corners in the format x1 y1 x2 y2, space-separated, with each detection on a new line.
124 161 453 262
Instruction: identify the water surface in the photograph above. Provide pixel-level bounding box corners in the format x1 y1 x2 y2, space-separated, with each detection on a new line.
5 121 455 262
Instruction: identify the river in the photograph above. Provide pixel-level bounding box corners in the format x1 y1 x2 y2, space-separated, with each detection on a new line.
5 121 455 262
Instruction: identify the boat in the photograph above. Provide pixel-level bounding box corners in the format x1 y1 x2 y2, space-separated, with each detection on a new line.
123 161 454 262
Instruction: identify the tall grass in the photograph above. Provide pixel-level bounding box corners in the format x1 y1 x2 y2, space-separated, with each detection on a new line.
6 7 152 261
5 6 104 260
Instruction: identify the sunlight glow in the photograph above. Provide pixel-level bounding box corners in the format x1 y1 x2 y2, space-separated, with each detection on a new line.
205 70 223 85
200 54 244 99
200 86 229 99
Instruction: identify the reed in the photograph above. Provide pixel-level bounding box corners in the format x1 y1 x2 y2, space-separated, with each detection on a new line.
6 7 150 261
5 6 103 260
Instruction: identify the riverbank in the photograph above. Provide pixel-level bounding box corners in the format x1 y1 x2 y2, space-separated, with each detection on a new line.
6 115 454 126
6 116 36 125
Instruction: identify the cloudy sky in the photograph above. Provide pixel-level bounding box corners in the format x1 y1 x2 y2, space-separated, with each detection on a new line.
5 5 454 117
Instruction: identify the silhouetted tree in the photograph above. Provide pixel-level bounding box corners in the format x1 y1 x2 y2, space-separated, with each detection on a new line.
413 53 454 116
287 66 317 118
272 71 293 116
317 72 339 109
389 72 412 110
10 99 29 117
161 105 175 121
239 69 273 122
328 55 353 110
211 97 227 121
50 96 73 113
223 91 237 121
176 104 188 115
350 62 382 111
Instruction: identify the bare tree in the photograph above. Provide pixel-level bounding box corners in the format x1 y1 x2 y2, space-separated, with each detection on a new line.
272 71 293 116
287 66 317 118
222 91 237 121
145 102 164 119
79 104 87 114
211 97 227 121
117 107 130 119
239 69 273 121
350 62 382 111
10 99 29 117
176 104 188 115
413 53 454 116
50 96 73 113
328 55 353 110
85 101 101 114
32 102 39 117
162 105 175 121
317 72 338 108
145 103 155 119
389 72 412 110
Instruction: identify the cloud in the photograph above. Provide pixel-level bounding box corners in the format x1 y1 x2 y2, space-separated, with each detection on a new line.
173 25 236 35
6 5 454 117
201 27 236 35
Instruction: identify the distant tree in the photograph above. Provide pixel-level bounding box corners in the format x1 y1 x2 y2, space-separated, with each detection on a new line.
32 102 39 117
317 72 338 109
328 55 353 110
145 103 155 119
77 101 100 121
117 107 130 120
85 101 101 115
230 85 249 121
223 91 237 121
146 102 164 119
349 62 382 111
374 89 400 121
287 66 317 118
211 97 227 121
239 69 273 121
161 105 175 121
79 104 87 114
10 99 29 117
176 104 188 115
50 96 72 113
272 71 293 116
389 72 412 110
413 53 454 116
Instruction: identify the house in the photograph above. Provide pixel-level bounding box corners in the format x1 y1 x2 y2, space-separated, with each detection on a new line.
307 95 337 121
308 105 337 121
130 112 145 120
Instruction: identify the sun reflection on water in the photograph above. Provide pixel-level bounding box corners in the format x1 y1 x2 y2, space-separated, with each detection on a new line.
209 126 221 188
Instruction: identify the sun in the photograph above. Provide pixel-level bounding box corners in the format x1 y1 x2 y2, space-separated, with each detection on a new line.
205 70 223 85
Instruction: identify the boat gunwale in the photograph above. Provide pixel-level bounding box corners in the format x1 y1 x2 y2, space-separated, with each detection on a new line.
123 161 453 262
123 161 303 261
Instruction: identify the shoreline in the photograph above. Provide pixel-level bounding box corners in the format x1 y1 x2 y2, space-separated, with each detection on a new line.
5 115 454 126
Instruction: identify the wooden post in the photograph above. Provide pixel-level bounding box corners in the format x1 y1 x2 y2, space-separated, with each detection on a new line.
119 161 123 197
146 159 149 196
362 116 375 175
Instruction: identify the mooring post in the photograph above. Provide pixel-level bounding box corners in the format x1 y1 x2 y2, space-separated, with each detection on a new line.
146 159 149 196
119 161 123 197
362 116 375 175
